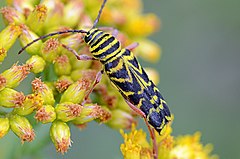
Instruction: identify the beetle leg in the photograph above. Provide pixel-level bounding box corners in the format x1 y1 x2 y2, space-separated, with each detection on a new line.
125 42 139 51
61 44 96 61
124 99 158 159
81 69 104 105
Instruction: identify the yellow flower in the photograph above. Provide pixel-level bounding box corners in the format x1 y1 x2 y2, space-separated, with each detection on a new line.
169 132 218 159
120 124 152 159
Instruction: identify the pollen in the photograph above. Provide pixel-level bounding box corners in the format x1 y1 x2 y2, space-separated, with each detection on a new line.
70 104 82 117
31 78 45 92
20 128 35 144
0 75 6 90
77 79 90 90
55 79 71 93
35 5 47 22
56 138 71 154
54 55 69 64
35 107 52 122
13 92 25 107
43 38 59 52
0 7 16 23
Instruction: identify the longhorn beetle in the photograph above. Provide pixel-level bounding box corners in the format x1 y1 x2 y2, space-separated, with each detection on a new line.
19 0 172 158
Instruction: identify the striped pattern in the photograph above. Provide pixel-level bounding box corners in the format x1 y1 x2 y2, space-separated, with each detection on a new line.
84 28 171 134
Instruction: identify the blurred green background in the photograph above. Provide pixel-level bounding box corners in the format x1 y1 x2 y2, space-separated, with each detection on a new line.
0 0 240 159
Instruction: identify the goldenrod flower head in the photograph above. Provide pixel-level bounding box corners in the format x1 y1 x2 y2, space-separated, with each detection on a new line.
60 79 90 104
0 7 25 24
137 39 161 63
31 78 55 105
0 47 7 63
1 63 32 88
73 103 111 124
55 102 83 122
55 76 73 93
0 88 25 108
41 0 64 32
9 115 35 143
169 132 218 159
70 69 96 82
7 0 35 14
0 74 7 91
40 38 60 62
19 25 43 55
144 68 160 85
26 4 47 34
54 55 72 76
62 0 84 28
0 24 21 51
0 117 10 138
35 104 56 124
14 93 43 115
120 124 152 159
61 34 84 53
124 13 160 37
77 14 93 30
50 121 71 154
26 55 46 73
158 135 174 159
106 109 136 130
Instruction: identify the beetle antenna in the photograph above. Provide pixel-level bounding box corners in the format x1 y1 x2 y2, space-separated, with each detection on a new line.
18 29 87 54
92 0 107 28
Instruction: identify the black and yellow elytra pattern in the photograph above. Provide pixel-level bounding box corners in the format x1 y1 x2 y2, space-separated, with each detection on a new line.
85 28 171 133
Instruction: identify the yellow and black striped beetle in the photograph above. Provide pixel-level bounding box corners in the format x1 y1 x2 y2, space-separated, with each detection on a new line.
19 0 172 158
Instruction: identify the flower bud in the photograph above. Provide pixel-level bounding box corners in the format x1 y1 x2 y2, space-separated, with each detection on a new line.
73 104 111 124
41 0 64 32
7 0 35 15
19 25 43 55
9 115 35 143
26 4 47 34
0 88 25 108
0 48 7 63
116 96 132 114
31 78 55 105
14 93 43 115
0 24 21 51
137 39 161 63
55 102 82 122
40 38 60 62
54 76 73 93
106 109 136 130
78 14 93 31
62 0 84 27
1 63 32 88
26 55 46 73
50 121 71 154
124 13 160 37
35 104 56 124
70 69 96 82
60 33 84 51
0 24 21 62
60 79 90 104
0 75 7 91
54 55 72 76
0 7 25 24
0 117 10 138
45 81 57 95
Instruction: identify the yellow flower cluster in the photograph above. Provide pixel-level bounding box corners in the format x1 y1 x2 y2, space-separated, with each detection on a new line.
0 0 161 155
120 121 218 159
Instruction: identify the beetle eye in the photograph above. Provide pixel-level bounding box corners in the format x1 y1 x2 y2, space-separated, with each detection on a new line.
84 33 92 43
